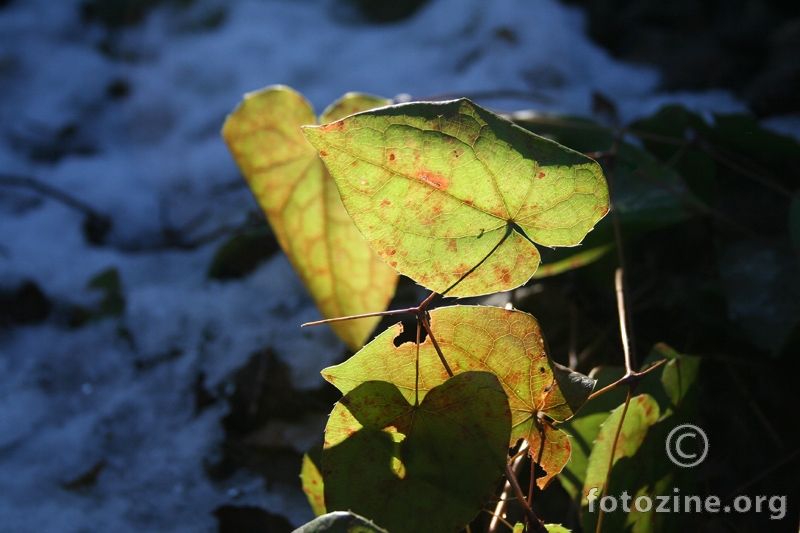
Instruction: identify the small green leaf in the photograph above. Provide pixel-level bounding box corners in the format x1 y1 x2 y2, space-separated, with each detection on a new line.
532 243 613 278
322 372 511 533
653 343 700 410
322 305 595 488
302 98 609 297
222 86 398 350
292 511 389 533
75 268 125 324
207 224 278 280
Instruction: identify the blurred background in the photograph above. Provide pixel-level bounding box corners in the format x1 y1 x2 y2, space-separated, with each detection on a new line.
0 0 798 531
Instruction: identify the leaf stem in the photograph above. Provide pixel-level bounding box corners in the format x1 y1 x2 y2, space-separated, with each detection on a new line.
415 319 421 407
421 313 454 377
585 359 666 402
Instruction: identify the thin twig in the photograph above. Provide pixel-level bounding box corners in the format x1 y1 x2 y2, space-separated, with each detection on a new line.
0 174 107 219
585 359 666 402
301 307 414 327
615 268 633 374
605 141 637 368
633 168 758 237
504 462 546 533
415 319 421 407
483 507 515 531
724 448 800 500
421 314 454 377
698 142 794 199
489 441 528 533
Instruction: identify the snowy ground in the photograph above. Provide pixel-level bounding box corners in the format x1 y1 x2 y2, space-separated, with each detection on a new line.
0 1 792 532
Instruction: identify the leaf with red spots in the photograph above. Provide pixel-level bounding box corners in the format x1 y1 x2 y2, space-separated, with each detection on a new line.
222 86 398 350
322 371 511 533
302 99 609 297
321 305 595 488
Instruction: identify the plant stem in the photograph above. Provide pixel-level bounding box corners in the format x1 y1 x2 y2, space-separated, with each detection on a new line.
504 462 546 533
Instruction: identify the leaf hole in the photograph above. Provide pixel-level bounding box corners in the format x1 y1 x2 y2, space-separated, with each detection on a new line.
393 318 427 347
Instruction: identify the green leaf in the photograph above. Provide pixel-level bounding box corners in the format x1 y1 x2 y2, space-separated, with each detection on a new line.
301 447 326 517
557 366 627 500
583 346 702 532
322 372 511 533
532 243 613 278
512 112 615 154
207 224 278 280
322 305 595 488
302 98 609 297
629 105 717 204
72 268 125 326
292 511 389 533
222 85 399 350
653 343 701 411
581 394 660 507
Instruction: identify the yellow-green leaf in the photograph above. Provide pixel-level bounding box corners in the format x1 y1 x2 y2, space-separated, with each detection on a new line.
222 86 398 350
581 394 660 507
300 449 326 517
302 98 609 297
322 372 511 533
322 305 595 485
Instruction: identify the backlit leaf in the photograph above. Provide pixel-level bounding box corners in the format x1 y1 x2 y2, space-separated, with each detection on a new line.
222 86 398 350
300 448 326 517
532 243 613 278
581 394 660 507
293 511 389 533
322 305 595 486
302 98 609 297
578 346 702 532
322 372 511 533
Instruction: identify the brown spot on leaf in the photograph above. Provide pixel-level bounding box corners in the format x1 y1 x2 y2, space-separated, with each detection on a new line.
538 172 545 179
351 160 358 167
389 153 396 161
381 199 391 207
416 170 449 190
318 122 342 132
386 249 396 256
389 261 397 268
446 239 457 252
319 150 328 157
